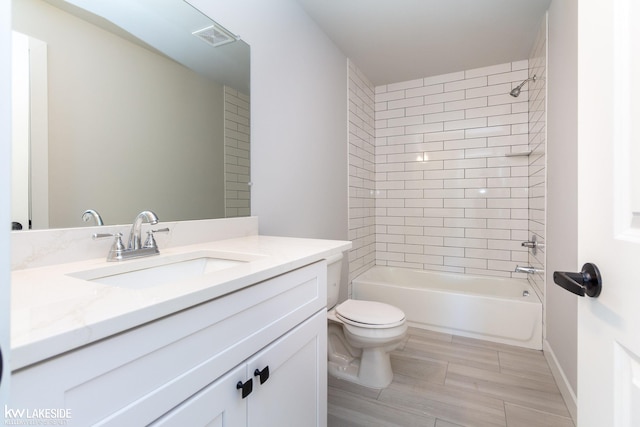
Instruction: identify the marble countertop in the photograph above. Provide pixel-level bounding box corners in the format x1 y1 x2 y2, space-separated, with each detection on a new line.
11 235 351 370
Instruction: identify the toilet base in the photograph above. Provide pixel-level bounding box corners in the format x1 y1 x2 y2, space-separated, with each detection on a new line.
328 347 394 389
327 322 401 389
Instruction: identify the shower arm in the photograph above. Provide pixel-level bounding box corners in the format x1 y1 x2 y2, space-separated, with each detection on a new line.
514 75 536 91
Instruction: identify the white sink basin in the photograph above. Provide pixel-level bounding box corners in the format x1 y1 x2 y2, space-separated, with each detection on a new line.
68 251 257 290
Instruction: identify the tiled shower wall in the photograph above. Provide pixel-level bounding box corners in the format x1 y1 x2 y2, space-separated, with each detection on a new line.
374 61 531 277
224 86 251 218
347 61 376 284
527 16 547 298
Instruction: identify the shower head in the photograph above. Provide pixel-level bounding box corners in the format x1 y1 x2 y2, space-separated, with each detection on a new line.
510 74 537 97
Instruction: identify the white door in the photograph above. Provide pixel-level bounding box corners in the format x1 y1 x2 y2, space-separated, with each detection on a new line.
575 0 640 425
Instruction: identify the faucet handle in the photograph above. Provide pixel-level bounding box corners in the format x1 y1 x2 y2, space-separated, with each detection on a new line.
143 228 170 250
93 232 125 261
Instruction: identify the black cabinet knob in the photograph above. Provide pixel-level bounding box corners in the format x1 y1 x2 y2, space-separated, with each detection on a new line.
254 366 270 384
553 263 602 298
236 378 253 399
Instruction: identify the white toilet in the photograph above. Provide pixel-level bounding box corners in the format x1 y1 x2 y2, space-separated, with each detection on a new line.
326 254 407 389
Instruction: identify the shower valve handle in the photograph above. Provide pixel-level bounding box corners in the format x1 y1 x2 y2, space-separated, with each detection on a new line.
553 263 602 298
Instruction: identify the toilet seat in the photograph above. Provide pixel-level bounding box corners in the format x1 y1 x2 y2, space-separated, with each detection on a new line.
335 299 405 329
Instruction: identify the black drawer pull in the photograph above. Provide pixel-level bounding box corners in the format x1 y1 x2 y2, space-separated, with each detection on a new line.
254 366 270 384
236 379 253 398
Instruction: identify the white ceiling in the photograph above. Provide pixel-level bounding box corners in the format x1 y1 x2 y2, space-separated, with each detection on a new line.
294 0 552 86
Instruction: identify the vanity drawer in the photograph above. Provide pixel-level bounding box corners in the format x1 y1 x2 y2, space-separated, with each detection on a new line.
10 261 327 427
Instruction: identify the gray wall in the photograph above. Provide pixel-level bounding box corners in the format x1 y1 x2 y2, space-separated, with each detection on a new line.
547 0 578 395
189 0 349 241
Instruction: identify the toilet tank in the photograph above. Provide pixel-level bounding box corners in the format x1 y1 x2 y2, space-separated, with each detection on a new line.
325 253 343 309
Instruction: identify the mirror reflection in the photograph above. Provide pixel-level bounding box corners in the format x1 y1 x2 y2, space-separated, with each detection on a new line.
11 0 250 230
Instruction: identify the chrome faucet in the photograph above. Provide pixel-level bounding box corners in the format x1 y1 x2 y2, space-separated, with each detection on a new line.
515 265 544 274
82 209 104 226
127 210 159 250
93 210 169 261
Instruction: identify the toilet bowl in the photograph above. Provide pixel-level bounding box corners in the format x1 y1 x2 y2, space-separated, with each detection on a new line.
326 254 407 389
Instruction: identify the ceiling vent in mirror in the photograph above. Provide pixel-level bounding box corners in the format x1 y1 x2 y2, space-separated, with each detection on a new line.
192 23 238 47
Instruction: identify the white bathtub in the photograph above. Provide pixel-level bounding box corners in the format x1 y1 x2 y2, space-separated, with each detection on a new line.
352 266 542 350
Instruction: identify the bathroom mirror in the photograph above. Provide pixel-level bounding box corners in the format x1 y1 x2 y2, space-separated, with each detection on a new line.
11 0 250 229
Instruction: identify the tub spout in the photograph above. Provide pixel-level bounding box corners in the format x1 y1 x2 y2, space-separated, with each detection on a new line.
515 265 544 274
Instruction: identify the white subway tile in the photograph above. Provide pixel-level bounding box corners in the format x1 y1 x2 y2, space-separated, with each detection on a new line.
445 97 488 112
488 112 529 126
377 90 405 102
405 198 444 207
425 90 466 105
405 254 445 265
487 69 529 85
487 219 528 230
487 198 527 209
388 97 425 109
466 83 511 99
406 235 445 246
443 178 487 189
444 76 487 92
405 84 444 98
465 208 511 219
444 256 488 269
466 248 511 261
444 198 487 208
465 62 512 78
487 134 528 147
465 188 511 198
464 146 510 159
386 134 423 145
464 125 511 138
424 169 466 179
387 225 424 235
425 110 465 123
444 158 487 170
425 245 465 257
405 122 445 135
387 78 425 91
465 167 510 178
387 116 423 127
444 117 488 131
376 127 405 137
377 109 406 120
386 189 424 198
511 59 529 71
487 177 529 188
405 217 444 227
423 189 465 198
423 71 465 86
444 138 487 150
405 180 444 189
444 237 487 249
406 103 444 117
444 218 487 228
424 227 466 237
423 208 465 218
465 104 512 119
424 130 466 142
465 228 511 239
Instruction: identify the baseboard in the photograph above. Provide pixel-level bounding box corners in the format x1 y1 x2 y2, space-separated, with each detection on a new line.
543 339 577 424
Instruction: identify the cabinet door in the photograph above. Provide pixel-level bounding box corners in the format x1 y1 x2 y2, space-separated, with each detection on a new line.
150 364 247 427
247 311 327 427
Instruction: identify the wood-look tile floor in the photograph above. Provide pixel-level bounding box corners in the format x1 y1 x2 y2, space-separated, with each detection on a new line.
328 327 575 427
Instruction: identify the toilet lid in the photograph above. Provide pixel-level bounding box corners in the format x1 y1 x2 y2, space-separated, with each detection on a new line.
335 299 405 327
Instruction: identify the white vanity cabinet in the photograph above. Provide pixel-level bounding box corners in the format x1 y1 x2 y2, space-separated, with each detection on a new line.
10 261 328 427
152 312 325 427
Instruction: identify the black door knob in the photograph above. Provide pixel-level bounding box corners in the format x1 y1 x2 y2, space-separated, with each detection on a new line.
553 263 602 297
